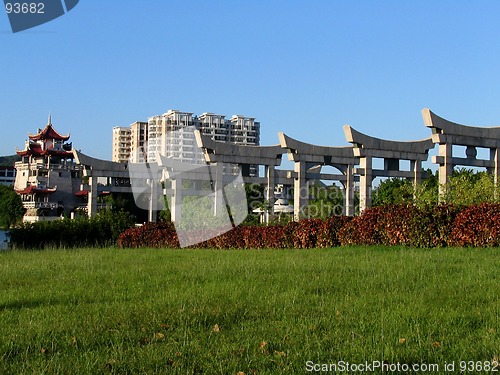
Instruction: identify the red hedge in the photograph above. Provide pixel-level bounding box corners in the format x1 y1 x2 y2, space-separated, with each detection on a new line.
449 203 500 247
117 203 500 249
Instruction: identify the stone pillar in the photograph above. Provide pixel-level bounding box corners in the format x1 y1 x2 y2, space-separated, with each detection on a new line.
345 165 355 216
87 176 98 218
148 178 157 223
490 148 500 200
213 164 224 216
265 165 275 224
294 161 307 221
438 142 453 201
359 156 372 212
170 178 182 223
411 160 422 200
411 160 422 184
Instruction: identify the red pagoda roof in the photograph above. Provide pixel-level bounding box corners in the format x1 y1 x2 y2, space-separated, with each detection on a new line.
16 143 73 157
75 190 88 197
16 143 42 156
75 190 110 197
28 117 70 141
16 185 57 195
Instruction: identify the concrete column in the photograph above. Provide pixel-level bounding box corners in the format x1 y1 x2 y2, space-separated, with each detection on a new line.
359 156 372 212
148 178 157 223
411 160 422 184
345 165 355 216
170 178 182 223
213 164 223 216
438 142 453 201
265 165 275 224
87 176 98 218
411 160 422 200
293 161 307 221
490 148 500 200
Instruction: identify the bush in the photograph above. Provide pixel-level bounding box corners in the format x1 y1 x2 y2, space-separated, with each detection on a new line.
115 203 498 249
338 204 461 248
338 207 385 246
9 210 134 249
410 204 461 248
449 203 500 247
117 221 179 248
117 218 350 250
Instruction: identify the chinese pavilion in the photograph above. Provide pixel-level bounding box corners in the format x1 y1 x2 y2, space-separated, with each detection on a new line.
14 116 82 222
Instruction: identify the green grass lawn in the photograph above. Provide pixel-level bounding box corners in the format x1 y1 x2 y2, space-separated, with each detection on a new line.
0 247 498 374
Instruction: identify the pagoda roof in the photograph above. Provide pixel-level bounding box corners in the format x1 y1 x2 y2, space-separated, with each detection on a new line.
28 117 70 141
16 143 74 157
75 190 110 197
16 185 57 195
16 143 42 156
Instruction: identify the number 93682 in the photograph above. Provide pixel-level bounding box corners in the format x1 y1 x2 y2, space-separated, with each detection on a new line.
5 2 45 14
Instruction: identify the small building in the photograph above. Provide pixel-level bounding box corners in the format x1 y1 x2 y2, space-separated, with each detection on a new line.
14 116 82 222
0 166 16 186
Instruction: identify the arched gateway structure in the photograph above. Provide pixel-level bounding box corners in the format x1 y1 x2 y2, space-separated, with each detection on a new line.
194 131 287 222
70 107 500 224
422 108 500 199
343 125 434 212
73 150 157 219
278 132 359 218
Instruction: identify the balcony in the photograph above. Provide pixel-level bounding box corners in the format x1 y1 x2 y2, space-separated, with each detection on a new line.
23 201 60 209
15 162 82 172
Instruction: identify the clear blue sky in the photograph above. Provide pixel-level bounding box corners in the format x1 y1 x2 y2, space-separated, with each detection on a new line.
2 0 500 161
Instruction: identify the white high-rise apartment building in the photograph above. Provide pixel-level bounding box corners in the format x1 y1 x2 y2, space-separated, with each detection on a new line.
130 121 148 163
228 115 260 145
112 126 131 163
197 112 229 142
113 109 260 174
147 110 202 163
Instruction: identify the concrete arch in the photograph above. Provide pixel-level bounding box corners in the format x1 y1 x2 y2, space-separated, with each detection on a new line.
422 108 500 199
343 125 433 211
279 132 358 218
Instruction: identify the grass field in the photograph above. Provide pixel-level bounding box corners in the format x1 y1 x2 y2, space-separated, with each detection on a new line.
0 247 499 374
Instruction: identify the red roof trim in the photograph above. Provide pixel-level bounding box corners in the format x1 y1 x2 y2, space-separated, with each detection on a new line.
28 124 70 141
16 185 57 195
16 143 73 157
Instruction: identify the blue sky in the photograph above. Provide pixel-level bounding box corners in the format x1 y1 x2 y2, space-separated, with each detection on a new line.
2 0 500 162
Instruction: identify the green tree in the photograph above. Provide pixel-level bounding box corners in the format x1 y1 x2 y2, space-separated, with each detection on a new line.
303 183 345 219
104 192 148 223
443 169 499 205
243 183 265 225
374 168 498 208
372 178 413 207
0 185 25 228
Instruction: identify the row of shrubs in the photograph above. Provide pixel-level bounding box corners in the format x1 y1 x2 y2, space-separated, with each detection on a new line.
117 216 352 249
9 210 134 249
117 203 500 248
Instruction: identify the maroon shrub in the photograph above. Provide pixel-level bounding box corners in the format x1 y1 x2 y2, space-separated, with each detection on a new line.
338 207 385 246
378 204 420 246
117 222 179 248
450 203 500 247
290 218 324 248
316 216 353 248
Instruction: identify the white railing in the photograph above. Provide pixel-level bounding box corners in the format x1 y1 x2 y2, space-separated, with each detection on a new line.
23 202 59 209
14 162 82 171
